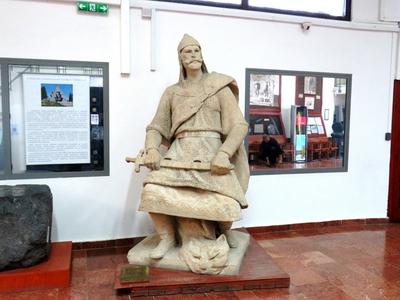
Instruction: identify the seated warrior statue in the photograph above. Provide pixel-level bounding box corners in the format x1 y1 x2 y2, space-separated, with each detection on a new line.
132 34 249 274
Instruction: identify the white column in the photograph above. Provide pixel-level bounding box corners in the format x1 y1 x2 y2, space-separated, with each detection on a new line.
120 0 131 75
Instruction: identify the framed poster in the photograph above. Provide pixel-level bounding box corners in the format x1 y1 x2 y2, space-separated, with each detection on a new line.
304 76 317 94
0 57 109 180
249 74 280 107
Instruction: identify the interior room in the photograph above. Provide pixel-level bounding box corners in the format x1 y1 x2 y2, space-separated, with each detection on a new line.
247 71 349 173
0 0 399 299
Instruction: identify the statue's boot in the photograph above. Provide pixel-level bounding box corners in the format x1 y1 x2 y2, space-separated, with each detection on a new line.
218 221 237 248
149 213 176 259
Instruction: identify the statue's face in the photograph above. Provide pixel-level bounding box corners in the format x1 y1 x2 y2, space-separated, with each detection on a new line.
180 45 203 71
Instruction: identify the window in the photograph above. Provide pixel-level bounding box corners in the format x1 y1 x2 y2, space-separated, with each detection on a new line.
245 68 351 175
182 0 241 4
0 70 4 174
0 58 109 179
151 0 351 20
249 0 348 18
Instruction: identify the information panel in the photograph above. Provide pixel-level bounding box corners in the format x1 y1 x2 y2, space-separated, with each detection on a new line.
22 74 90 165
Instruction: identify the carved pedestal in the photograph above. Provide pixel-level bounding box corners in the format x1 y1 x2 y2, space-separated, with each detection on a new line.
115 230 290 297
127 230 250 275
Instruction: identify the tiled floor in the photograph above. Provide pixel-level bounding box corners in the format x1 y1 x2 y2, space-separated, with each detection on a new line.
1 223 399 299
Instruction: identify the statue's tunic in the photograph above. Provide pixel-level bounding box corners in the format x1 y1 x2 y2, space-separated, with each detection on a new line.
139 72 249 222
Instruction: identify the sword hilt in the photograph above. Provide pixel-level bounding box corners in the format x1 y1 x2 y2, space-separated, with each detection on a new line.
125 149 145 173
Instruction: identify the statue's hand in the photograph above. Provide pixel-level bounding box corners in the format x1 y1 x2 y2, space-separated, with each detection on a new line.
211 151 231 175
144 148 161 170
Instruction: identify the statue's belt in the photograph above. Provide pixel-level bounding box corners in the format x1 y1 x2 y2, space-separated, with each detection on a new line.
175 131 221 139
126 150 234 172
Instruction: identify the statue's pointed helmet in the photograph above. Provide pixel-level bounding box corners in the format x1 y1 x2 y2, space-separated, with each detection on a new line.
177 34 208 82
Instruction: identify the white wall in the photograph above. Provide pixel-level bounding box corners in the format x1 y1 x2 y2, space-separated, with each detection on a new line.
0 0 397 242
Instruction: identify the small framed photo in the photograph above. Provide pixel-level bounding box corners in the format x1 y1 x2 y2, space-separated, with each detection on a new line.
324 109 330 120
305 96 315 110
254 124 264 133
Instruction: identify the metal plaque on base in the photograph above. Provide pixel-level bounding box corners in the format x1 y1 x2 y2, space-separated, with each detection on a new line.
120 265 149 283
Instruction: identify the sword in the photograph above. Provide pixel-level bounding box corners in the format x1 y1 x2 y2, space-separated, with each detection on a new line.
126 149 234 173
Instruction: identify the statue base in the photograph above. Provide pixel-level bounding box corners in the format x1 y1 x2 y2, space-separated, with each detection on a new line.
115 230 290 296
127 230 250 275
0 242 72 293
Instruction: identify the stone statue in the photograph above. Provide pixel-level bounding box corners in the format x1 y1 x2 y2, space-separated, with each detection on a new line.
127 34 250 275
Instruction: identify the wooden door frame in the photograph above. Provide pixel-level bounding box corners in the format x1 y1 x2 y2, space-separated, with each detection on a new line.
388 80 400 222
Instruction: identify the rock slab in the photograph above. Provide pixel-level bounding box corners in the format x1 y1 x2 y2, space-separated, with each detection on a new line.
0 185 52 271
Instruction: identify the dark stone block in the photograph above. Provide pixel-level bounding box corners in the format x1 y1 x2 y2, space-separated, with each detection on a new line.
0 185 52 271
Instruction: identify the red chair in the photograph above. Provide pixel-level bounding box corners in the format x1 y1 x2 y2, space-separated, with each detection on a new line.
308 142 321 161
282 143 294 162
320 142 330 159
329 139 339 158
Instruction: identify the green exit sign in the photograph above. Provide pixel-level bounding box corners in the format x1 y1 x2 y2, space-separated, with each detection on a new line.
77 1 108 14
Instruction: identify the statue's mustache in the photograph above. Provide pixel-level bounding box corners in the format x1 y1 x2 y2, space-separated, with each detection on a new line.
188 59 202 64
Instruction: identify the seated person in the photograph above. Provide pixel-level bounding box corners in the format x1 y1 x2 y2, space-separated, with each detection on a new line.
259 135 283 167
332 121 344 135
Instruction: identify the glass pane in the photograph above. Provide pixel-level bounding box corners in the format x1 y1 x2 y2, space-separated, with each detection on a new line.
176 0 241 4
8 64 105 175
246 69 351 175
0 69 4 174
249 0 346 17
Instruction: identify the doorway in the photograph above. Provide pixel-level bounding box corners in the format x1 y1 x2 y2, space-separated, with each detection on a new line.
388 80 400 222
